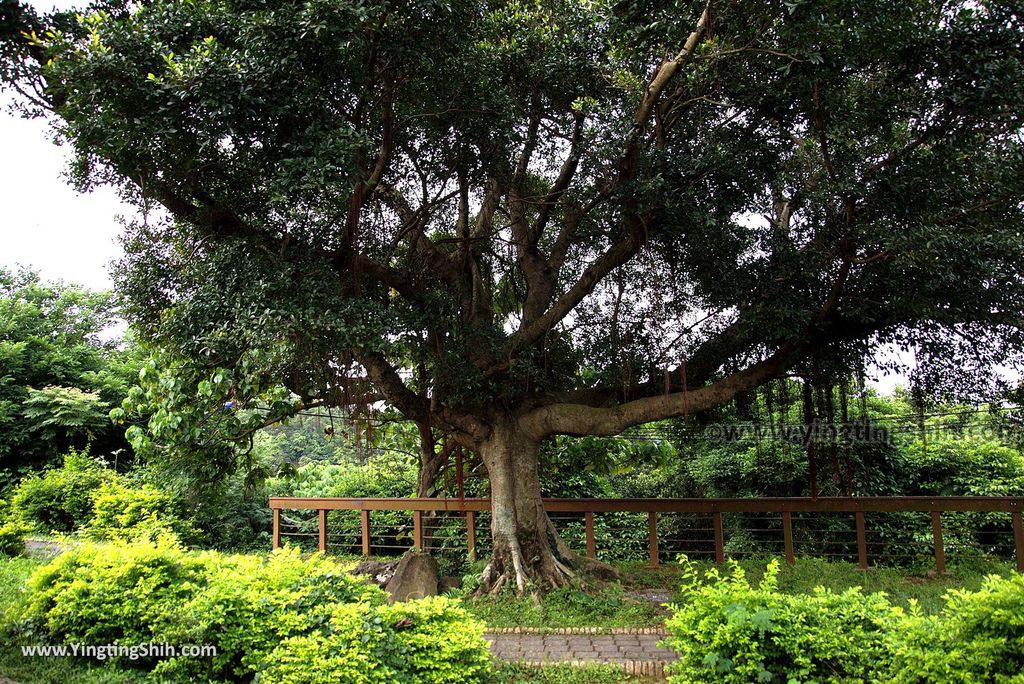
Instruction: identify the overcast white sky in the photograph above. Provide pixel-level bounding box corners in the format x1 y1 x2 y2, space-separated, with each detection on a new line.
1 94 133 290
0 1 126 289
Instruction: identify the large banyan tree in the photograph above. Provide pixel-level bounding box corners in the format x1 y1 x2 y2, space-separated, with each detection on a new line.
3 0 1023 591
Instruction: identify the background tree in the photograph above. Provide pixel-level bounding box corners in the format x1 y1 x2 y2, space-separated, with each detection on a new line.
4 0 1023 591
0 267 139 481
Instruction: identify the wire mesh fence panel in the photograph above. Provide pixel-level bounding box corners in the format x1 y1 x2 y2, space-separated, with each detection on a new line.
721 512 787 558
325 510 363 554
659 512 715 563
864 511 936 568
279 509 319 552
423 511 474 577
791 512 859 563
548 511 588 555
940 511 1019 563
473 511 494 558
597 512 650 563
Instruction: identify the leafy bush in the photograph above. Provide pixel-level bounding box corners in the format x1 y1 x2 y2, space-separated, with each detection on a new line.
0 498 26 556
887 573 1024 683
26 537 208 647
0 520 29 556
259 596 491 684
665 557 1024 683
24 540 491 683
155 548 381 681
11 450 118 533
663 558 903 683
83 481 200 545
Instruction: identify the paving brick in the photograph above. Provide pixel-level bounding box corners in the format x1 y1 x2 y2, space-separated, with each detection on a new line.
485 630 677 669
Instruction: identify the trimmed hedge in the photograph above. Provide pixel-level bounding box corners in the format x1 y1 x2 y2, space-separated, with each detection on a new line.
887 573 1024 683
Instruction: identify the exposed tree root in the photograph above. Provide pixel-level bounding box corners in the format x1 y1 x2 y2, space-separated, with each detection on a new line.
475 517 621 596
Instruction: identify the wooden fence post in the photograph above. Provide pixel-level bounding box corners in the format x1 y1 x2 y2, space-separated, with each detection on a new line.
782 511 795 565
272 507 281 550
414 510 424 551
648 512 659 567
713 512 725 565
361 510 371 556
1013 511 1024 573
931 511 946 575
318 509 328 552
585 511 596 559
855 511 868 569
466 511 476 562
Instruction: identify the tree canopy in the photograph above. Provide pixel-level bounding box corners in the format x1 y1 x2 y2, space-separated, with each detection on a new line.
4 0 1023 589
0 267 139 477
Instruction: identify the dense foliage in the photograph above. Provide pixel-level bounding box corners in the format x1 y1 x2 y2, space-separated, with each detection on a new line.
83 480 200 544
0 499 28 556
10 450 119 533
23 540 491 683
663 557 1024 683
888 574 1024 683
7 450 236 549
0 268 141 480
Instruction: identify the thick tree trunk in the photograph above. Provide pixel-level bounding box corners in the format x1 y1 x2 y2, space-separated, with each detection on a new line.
476 420 580 594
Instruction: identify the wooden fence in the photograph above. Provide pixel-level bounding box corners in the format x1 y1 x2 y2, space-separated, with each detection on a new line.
268 496 1024 572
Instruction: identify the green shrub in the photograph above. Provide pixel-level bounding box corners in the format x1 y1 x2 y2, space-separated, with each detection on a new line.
887 573 1024 683
26 537 209 646
663 557 903 683
25 541 490 683
83 481 200 545
154 548 382 681
11 450 118 533
0 520 29 556
379 596 492 683
259 596 491 684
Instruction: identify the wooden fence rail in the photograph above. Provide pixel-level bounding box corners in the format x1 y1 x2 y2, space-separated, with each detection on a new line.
269 496 1024 572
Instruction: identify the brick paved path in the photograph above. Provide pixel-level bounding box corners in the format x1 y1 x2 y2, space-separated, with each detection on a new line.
486 631 677 668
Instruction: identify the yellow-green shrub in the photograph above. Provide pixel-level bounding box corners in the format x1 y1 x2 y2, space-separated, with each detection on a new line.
259 596 492 684
0 519 29 556
887 573 1024 683
11 450 118 533
663 558 904 683
26 537 208 647
25 541 491 683
379 596 493 683
154 548 383 681
664 558 1024 683
83 481 200 545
